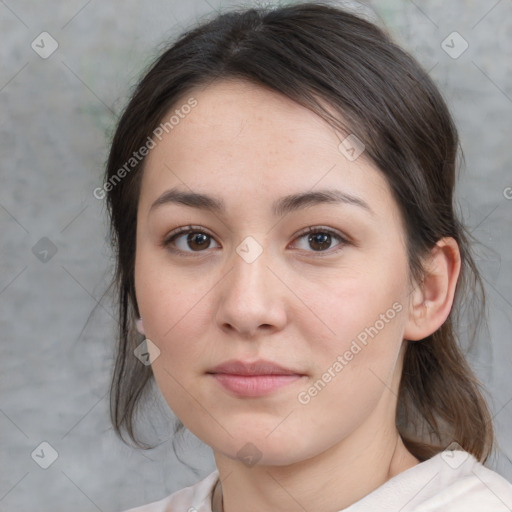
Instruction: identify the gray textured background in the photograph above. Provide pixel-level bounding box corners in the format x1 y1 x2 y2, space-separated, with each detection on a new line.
1 0 511 511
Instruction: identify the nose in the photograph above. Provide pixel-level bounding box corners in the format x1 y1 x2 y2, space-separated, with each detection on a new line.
214 242 288 339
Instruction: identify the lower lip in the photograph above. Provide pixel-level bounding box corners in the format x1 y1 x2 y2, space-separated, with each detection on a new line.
211 374 303 396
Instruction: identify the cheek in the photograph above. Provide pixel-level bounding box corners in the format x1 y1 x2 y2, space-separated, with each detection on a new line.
304 304 406 398
303 264 405 340
301 265 408 387
134 252 216 365
293 287 407 441
134 260 212 423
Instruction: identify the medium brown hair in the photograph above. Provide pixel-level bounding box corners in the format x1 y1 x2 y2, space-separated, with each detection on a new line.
103 1 494 462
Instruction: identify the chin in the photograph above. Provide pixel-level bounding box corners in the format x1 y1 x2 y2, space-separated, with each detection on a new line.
207 428 319 468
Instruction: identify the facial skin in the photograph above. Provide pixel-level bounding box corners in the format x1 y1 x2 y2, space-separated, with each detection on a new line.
134 79 461 512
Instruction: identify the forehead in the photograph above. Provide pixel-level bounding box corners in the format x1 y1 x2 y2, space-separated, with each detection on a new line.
139 79 397 221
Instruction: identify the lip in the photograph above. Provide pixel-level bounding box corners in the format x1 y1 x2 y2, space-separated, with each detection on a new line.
208 359 302 376
207 359 305 397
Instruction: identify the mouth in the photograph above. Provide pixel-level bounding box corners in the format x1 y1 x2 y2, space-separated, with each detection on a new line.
206 359 306 397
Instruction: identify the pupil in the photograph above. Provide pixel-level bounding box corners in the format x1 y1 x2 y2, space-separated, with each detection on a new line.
310 233 330 251
188 232 209 250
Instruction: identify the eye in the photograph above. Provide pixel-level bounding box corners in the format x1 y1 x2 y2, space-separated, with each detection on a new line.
162 225 349 256
292 227 348 254
162 225 220 254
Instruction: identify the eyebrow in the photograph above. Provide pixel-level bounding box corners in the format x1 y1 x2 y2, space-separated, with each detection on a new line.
149 187 375 217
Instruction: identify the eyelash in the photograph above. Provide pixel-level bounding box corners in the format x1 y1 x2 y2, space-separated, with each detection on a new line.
161 225 349 257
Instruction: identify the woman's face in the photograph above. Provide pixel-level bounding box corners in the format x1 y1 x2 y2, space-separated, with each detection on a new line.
134 79 417 466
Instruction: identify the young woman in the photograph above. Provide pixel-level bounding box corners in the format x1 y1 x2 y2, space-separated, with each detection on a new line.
102 2 512 511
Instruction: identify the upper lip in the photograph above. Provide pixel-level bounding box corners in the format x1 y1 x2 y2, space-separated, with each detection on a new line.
207 359 303 376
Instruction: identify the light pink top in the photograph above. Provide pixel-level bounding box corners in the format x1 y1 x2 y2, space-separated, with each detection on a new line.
122 450 512 511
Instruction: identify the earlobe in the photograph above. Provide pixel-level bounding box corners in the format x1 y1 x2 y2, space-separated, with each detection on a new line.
136 317 145 335
403 237 461 342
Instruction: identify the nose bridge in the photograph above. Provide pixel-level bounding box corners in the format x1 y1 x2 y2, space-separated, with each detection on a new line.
215 236 286 335
227 236 271 302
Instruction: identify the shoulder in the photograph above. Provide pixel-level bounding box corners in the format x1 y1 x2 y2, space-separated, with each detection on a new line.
419 451 512 511
120 470 219 512
345 450 512 511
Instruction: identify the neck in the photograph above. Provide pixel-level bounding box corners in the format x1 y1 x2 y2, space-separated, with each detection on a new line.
212 419 419 512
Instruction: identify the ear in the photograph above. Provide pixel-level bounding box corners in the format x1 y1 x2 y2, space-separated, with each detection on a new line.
403 237 461 341
135 317 145 335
